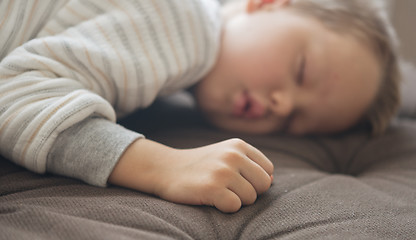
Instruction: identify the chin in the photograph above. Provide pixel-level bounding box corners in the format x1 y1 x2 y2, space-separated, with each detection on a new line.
209 119 277 135
230 128 274 135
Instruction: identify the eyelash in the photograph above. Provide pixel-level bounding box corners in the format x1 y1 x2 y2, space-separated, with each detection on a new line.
297 57 306 86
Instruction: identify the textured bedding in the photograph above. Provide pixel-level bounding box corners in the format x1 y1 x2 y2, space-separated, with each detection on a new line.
1 64 416 239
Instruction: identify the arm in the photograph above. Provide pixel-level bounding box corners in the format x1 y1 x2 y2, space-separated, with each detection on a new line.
0 1 139 177
109 138 274 213
1 0 267 212
1 0 220 185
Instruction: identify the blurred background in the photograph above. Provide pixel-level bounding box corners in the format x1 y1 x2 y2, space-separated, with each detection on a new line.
391 0 416 65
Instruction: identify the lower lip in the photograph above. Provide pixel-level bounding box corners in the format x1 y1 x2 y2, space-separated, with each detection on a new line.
232 92 247 117
232 92 265 119
245 95 265 119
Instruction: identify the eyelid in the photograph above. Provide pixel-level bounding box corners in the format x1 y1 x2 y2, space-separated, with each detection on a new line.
297 56 306 86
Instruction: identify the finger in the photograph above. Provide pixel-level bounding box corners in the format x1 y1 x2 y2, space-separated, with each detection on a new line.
227 172 258 206
245 143 274 176
211 188 242 213
238 155 272 194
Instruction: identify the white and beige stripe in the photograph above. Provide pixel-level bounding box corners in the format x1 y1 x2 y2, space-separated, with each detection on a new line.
0 0 221 174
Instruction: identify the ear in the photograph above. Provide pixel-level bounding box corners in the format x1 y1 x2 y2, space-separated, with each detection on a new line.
246 0 291 13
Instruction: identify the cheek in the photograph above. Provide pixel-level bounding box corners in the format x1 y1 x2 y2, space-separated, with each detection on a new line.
246 54 287 90
195 74 231 115
195 81 218 111
305 100 358 134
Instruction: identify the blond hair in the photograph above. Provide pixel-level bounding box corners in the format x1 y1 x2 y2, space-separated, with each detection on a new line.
222 0 401 136
288 0 401 136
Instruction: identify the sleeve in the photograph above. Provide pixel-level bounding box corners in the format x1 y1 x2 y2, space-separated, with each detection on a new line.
0 0 221 186
0 0 150 186
47 117 142 187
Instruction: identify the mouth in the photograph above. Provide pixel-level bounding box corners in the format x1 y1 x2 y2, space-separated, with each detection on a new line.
233 91 265 119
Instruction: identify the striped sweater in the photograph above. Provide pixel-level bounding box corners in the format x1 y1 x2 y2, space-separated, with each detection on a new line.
0 0 221 186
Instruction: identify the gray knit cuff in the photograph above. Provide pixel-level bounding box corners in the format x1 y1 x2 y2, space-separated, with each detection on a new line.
47 117 143 187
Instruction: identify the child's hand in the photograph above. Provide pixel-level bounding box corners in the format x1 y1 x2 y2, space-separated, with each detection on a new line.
155 138 274 213
109 138 274 213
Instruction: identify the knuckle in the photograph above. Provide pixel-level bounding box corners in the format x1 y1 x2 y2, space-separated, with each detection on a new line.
228 199 242 213
212 166 234 182
263 159 274 174
228 138 247 148
256 176 272 194
203 169 233 191
221 150 242 164
216 194 242 213
244 191 257 205
269 165 275 176
269 162 275 173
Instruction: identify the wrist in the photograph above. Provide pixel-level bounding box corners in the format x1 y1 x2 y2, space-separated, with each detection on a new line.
108 138 175 195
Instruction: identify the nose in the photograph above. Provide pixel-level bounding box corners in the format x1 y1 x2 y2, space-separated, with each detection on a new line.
270 91 294 117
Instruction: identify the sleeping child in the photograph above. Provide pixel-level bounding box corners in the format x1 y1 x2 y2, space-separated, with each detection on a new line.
0 0 400 212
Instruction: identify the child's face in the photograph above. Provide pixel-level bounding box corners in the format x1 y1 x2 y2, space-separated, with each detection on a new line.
194 1 381 135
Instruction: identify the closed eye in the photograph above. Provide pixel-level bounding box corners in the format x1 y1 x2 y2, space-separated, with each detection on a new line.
297 56 306 85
